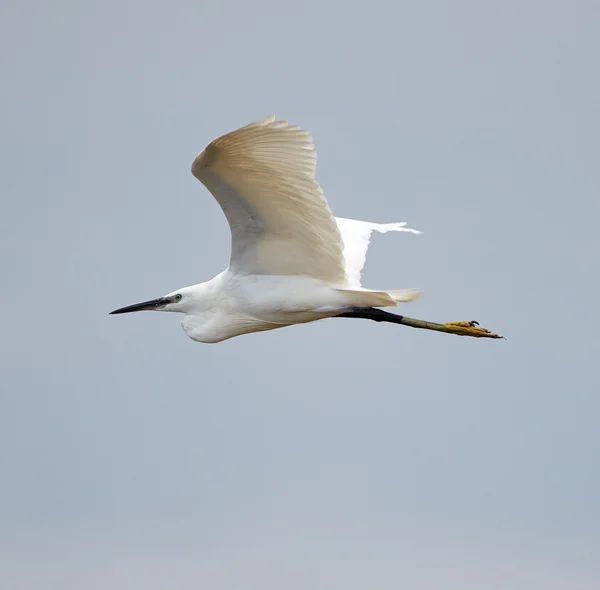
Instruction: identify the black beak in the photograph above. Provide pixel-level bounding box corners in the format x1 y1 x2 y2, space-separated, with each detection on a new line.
109 297 170 315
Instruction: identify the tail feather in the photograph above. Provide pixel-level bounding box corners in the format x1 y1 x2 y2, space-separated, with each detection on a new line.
334 287 420 309
387 288 421 302
334 287 397 309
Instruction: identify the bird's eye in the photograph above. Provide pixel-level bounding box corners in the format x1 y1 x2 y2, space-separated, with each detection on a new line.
174 294 182 302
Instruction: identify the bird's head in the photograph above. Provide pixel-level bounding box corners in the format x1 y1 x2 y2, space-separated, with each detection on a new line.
109 286 197 316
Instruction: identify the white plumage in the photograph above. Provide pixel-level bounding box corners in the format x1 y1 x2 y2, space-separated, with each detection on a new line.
110 115 422 343
334 217 421 290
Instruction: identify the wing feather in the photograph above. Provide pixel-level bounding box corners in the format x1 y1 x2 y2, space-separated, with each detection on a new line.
335 217 422 286
191 116 346 283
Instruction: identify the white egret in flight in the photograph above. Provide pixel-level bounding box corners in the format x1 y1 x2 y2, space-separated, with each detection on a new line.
110 115 501 342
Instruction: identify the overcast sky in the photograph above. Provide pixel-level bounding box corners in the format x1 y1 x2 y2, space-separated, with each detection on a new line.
1 0 599 588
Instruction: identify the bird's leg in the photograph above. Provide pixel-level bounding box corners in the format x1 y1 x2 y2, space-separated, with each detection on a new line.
337 308 503 339
337 308 402 323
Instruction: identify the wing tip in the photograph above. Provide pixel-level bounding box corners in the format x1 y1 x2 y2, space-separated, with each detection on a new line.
191 114 277 174
373 221 423 235
191 144 217 177
251 114 276 127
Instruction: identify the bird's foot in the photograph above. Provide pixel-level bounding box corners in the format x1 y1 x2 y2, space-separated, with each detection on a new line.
444 320 504 339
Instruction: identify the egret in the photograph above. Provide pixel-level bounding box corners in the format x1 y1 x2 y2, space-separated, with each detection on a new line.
110 115 501 342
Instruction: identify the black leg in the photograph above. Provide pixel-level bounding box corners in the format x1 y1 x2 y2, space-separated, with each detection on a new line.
336 308 503 338
337 307 405 325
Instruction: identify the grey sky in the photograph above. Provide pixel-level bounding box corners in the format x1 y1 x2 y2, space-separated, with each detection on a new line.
1 0 599 588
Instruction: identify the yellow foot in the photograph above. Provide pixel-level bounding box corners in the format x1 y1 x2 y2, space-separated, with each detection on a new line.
444 320 504 339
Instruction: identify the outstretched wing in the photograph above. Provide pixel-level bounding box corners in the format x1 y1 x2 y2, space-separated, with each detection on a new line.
335 217 422 287
191 115 347 283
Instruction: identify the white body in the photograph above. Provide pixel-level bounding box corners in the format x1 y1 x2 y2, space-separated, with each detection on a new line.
115 115 421 343
177 270 418 344
177 273 356 344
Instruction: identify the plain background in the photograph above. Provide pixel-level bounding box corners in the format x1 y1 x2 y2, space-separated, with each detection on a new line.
1 0 599 588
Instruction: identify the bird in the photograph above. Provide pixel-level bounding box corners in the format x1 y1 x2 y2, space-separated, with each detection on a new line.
110 115 502 342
